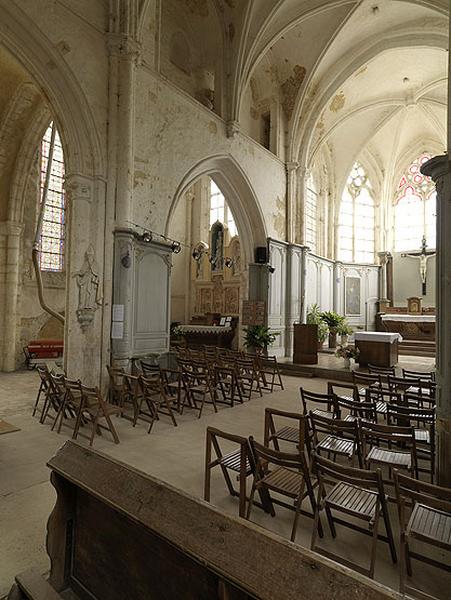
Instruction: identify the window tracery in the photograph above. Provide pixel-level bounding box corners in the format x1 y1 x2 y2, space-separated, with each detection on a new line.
394 154 436 252
209 180 237 237
39 123 65 271
305 174 317 252
338 163 375 263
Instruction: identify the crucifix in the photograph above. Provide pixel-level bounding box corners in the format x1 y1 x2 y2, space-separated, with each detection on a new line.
401 236 436 296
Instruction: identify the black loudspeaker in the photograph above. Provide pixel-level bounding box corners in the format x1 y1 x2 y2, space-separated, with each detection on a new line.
255 246 268 264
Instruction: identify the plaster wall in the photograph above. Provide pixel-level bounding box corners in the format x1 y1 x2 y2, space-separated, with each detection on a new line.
133 67 286 242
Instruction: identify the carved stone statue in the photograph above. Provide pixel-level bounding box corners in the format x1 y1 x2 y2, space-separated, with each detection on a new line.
74 245 102 330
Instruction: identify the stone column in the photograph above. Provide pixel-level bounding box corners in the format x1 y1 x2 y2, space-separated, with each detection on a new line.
421 155 451 487
286 161 299 244
377 251 391 311
295 167 309 245
64 174 107 386
107 34 140 229
2 222 23 371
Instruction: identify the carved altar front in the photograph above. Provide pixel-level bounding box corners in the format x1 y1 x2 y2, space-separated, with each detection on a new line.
376 309 436 341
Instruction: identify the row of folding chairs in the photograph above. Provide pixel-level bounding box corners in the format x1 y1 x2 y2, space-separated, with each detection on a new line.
307 386 435 481
205 408 450 592
175 345 284 395
33 366 121 446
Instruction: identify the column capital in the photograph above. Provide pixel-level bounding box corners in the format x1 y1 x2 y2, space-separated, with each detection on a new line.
421 154 450 182
107 33 141 64
65 173 96 203
226 120 240 138
0 220 24 237
286 161 299 173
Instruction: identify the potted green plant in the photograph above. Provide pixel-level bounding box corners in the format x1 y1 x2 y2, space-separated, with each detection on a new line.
335 344 360 369
243 325 279 355
337 321 353 346
320 311 345 349
306 304 329 349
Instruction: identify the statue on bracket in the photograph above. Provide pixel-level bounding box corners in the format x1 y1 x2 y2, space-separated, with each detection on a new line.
211 221 224 272
73 244 103 331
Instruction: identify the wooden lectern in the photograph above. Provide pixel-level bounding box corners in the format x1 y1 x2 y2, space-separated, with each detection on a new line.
293 324 318 364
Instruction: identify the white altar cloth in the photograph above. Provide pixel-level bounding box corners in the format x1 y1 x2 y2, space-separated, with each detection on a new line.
354 332 403 343
381 314 435 323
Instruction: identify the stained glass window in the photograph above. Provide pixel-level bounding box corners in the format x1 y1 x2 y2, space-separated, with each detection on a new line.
305 175 317 252
338 163 375 263
209 179 238 237
394 155 436 252
39 123 65 271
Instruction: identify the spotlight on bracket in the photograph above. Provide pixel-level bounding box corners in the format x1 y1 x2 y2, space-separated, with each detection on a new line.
268 265 275 274
171 241 182 254
142 231 153 243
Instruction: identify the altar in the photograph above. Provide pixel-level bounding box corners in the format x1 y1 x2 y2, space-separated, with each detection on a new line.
177 323 236 348
354 332 402 367
377 313 435 341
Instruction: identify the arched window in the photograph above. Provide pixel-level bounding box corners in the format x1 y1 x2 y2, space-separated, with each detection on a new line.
39 123 65 271
338 163 375 263
209 179 237 237
394 155 436 252
305 174 317 252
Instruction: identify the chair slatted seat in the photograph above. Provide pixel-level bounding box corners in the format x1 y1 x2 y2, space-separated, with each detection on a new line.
394 472 451 597
326 482 378 519
310 411 362 467
367 447 411 468
360 420 418 484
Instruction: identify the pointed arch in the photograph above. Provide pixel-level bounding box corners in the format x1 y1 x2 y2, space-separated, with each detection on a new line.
166 154 267 266
0 3 104 179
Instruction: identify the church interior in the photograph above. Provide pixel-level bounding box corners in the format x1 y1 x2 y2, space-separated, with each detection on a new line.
1 1 451 599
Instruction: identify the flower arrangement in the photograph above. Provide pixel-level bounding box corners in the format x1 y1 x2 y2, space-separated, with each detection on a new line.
335 345 360 360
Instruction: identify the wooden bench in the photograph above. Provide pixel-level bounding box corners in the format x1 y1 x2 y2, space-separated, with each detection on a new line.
23 340 63 370
8 441 405 600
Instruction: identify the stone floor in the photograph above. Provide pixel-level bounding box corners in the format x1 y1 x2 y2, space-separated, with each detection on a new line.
0 368 449 599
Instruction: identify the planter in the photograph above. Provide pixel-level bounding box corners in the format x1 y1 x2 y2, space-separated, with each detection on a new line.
340 334 349 346
343 357 351 369
328 332 337 349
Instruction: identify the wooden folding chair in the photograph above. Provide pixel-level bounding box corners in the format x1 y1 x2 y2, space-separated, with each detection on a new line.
360 420 418 485
309 411 363 467
78 384 121 446
368 364 396 377
257 355 284 392
122 373 144 423
235 357 263 400
353 372 384 401
387 404 435 482
213 364 243 406
138 375 178 433
40 372 67 425
263 407 304 452
181 362 217 418
247 433 322 543
333 392 378 423
300 388 338 418
311 454 397 579
33 366 50 417
394 471 451 598
402 369 436 382
204 427 254 518
106 365 125 406
52 377 83 435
